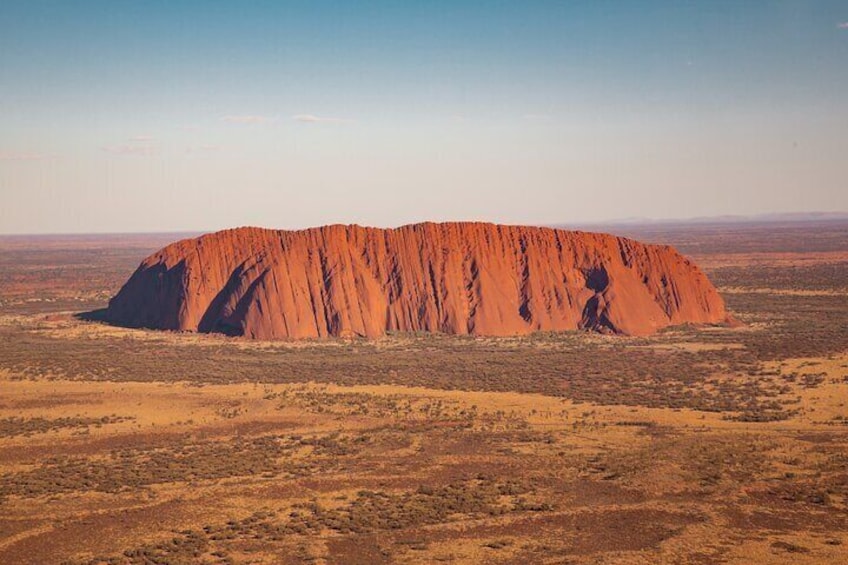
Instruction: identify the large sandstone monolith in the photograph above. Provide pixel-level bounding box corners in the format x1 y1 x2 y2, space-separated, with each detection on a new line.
105 222 731 339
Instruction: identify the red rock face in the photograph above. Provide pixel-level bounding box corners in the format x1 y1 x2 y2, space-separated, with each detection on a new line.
105 223 730 339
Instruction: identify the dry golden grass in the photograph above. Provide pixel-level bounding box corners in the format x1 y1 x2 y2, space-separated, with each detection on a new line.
0 344 846 564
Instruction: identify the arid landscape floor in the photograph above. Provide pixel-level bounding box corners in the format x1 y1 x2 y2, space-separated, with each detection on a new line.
0 222 846 564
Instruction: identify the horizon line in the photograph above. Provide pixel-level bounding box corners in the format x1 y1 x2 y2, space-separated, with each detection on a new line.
1 211 847 238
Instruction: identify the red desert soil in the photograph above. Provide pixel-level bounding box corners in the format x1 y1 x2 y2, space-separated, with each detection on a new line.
105 222 730 339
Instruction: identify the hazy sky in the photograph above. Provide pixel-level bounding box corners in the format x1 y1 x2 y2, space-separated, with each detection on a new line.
1 1 846 234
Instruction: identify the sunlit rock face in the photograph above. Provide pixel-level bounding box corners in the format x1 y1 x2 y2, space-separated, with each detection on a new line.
106 222 730 339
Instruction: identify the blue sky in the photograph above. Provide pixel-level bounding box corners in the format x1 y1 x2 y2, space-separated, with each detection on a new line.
1 0 846 234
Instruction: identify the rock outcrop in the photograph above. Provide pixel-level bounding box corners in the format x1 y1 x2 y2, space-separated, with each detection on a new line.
105 222 730 339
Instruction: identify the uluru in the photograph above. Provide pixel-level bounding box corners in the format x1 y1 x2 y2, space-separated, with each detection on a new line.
104 222 730 339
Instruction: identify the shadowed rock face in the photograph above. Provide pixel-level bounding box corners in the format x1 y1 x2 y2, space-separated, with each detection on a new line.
105 222 730 339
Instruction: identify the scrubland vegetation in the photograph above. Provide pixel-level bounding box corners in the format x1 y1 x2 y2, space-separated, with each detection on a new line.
0 223 846 564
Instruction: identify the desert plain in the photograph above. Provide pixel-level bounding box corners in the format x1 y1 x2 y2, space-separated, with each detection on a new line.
0 220 846 564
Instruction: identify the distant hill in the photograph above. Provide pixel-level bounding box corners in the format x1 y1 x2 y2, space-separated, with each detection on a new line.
557 211 848 230
556 213 848 256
